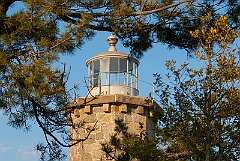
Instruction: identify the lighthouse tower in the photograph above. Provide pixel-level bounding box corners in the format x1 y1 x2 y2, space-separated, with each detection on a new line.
68 34 157 161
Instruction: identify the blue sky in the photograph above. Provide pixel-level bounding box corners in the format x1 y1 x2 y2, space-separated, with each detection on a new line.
0 1 239 161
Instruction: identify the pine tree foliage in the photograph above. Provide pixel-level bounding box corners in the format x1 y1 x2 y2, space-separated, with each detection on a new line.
102 13 239 161
101 119 163 161
154 14 240 160
0 0 239 57
0 0 239 160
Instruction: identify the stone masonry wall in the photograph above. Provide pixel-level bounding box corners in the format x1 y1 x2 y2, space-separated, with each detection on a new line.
68 94 157 161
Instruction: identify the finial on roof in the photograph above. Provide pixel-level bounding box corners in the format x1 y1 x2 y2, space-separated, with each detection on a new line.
107 33 118 51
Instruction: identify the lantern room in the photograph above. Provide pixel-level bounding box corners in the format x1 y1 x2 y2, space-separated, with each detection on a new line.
86 34 139 96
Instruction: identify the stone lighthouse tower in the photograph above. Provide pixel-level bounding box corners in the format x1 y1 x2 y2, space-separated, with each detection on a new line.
68 34 157 161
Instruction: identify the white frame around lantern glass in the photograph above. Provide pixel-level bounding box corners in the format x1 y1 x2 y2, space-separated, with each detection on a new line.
87 57 138 89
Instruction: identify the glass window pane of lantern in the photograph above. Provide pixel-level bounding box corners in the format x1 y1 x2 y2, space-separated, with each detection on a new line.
100 58 109 72
89 78 92 87
132 62 136 76
94 60 100 74
133 75 137 89
127 73 131 86
110 73 117 85
93 60 100 86
110 58 118 72
132 77 135 89
135 63 138 76
119 59 127 72
89 62 93 74
128 60 133 71
119 73 125 85
93 73 99 87
89 62 93 87
101 73 108 85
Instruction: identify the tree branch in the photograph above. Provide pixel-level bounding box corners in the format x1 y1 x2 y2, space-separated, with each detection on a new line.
67 0 194 18
131 0 194 16
30 96 97 148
